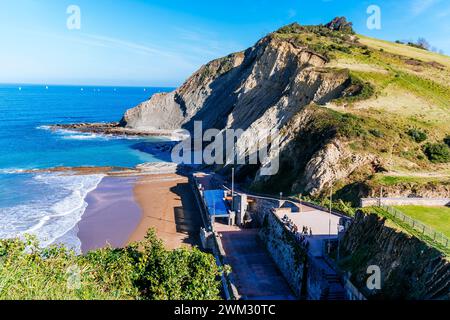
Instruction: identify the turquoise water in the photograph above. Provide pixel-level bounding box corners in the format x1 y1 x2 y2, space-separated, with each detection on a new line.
0 84 173 250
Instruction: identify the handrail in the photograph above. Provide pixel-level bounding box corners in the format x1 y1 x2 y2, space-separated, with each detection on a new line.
222 184 352 220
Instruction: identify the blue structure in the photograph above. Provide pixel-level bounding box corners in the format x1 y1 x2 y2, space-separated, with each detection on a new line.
203 190 229 217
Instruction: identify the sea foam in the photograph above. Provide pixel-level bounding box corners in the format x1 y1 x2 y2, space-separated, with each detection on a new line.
0 172 104 253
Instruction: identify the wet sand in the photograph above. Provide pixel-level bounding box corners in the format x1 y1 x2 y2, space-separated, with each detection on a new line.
77 173 201 252
77 176 141 253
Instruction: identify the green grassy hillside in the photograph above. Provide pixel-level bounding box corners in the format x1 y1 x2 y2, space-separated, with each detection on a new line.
272 22 450 199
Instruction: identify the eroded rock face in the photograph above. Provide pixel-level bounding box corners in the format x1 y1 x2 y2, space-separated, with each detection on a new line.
120 51 246 131
120 91 183 130
120 35 354 193
120 36 350 134
303 140 375 195
341 212 450 300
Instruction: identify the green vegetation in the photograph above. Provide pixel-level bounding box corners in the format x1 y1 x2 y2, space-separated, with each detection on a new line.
371 174 443 186
444 135 450 147
258 21 450 198
334 74 375 105
423 143 450 163
366 207 450 256
0 230 221 300
308 105 370 139
406 38 430 51
393 205 450 238
369 129 384 138
274 22 358 61
407 128 428 143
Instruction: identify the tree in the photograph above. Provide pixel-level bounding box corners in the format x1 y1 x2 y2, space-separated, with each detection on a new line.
416 37 430 50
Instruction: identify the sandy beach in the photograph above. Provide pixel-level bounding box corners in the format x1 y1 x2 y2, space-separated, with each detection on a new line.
129 174 202 249
77 172 201 252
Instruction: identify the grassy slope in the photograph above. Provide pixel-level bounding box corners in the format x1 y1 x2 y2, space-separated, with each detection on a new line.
263 25 450 201
367 206 450 256
358 35 450 68
325 33 450 188
394 205 450 238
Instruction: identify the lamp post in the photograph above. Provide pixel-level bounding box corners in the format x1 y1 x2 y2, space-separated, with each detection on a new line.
337 222 341 263
328 185 332 255
231 167 235 211
299 193 303 214
379 186 383 207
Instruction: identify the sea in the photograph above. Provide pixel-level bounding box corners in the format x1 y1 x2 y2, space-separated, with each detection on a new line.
0 84 174 251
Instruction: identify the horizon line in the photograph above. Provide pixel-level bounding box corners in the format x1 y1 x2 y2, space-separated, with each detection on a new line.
0 82 178 89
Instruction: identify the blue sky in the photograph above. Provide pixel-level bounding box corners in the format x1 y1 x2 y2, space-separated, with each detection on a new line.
0 0 449 86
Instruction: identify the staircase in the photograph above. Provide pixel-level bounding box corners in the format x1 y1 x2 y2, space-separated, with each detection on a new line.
320 274 347 300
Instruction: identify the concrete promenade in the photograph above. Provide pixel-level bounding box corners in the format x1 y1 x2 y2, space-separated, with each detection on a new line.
214 222 295 300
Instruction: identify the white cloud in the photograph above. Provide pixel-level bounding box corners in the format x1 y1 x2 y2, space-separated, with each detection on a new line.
82 33 171 57
411 0 441 16
287 9 297 19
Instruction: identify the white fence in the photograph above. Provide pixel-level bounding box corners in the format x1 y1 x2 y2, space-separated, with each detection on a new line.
361 197 450 207
381 205 449 249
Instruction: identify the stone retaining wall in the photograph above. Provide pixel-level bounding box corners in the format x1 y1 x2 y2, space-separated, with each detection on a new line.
259 207 306 297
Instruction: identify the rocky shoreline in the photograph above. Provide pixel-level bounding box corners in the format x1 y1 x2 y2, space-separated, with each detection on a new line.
23 162 189 177
49 122 183 138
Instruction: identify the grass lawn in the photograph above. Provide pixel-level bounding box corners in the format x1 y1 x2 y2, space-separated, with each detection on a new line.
394 205 450 238
358 35 450 68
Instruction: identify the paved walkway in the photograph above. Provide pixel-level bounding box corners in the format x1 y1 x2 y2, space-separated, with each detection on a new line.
215 223 296 300
273 209 341 257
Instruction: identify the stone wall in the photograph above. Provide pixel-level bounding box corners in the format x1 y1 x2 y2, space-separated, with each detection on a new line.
360 197 450 207
259 208 306 297
252 197 349 300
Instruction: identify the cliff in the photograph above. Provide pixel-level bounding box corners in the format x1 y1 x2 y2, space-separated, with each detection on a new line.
119 19 450 198
339 211 450 299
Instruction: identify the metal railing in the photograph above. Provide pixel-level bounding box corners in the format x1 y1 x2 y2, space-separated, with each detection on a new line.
380 205 450 249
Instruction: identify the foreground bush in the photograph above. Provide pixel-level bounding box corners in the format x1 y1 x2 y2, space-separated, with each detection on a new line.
0 230 221 300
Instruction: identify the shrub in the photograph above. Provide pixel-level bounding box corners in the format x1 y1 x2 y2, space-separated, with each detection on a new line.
0 230 221 300
444 135 450 147
423 143 450 163
335 75 375 104
369 129 384 138
277 23 303 34
407 128 427 143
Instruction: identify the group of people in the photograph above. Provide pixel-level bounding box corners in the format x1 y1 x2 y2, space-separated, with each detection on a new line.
281 215 312 249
